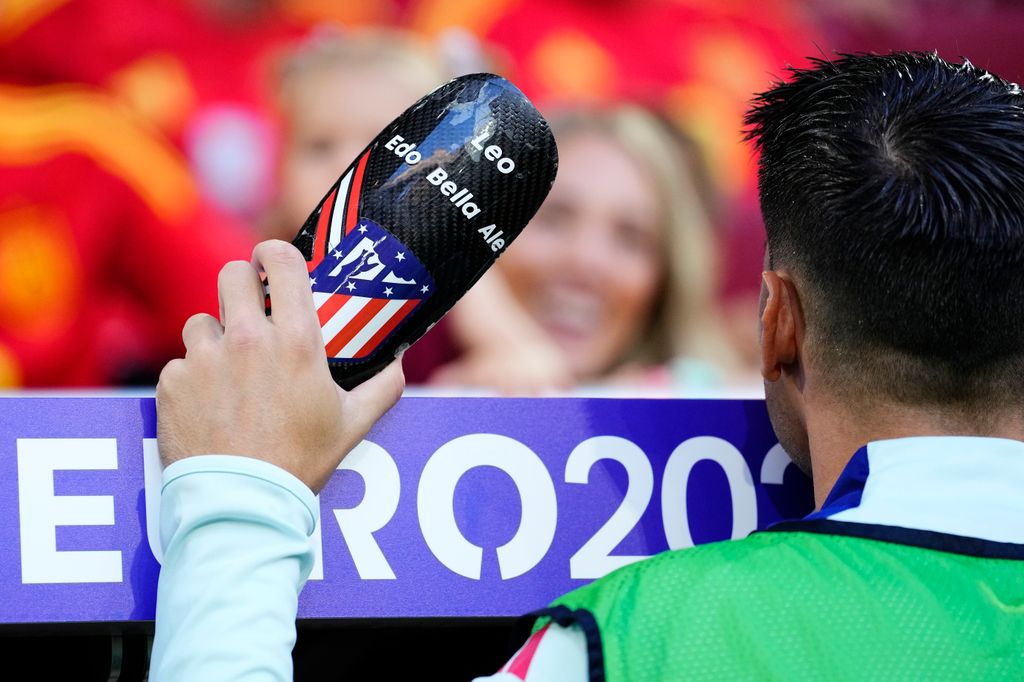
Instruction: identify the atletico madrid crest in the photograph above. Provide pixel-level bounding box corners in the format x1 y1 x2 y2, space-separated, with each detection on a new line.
302 152 435 363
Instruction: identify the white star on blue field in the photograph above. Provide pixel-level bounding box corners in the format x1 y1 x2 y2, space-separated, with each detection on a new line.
310 218 436 302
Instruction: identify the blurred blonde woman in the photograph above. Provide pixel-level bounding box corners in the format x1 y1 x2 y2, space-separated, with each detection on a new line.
269 33 734 390
437 105 738 391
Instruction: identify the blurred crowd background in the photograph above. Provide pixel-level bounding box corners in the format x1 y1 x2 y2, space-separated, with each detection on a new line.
2 0 1022 395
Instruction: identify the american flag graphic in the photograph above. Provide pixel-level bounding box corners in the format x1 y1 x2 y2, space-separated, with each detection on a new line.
305 152 435 361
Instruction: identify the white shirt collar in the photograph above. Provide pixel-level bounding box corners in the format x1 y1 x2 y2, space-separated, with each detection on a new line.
810 436 1024 544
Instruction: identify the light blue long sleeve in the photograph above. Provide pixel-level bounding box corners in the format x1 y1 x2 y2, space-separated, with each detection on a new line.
148 454 586 681
150 455 319 682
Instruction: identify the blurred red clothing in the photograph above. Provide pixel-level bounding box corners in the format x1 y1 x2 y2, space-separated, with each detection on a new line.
0 2 467 385
0 84 253 387
816 0 1024 84
0 0 313 219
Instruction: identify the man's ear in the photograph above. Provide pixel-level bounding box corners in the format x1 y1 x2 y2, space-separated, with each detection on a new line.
760 271 804 382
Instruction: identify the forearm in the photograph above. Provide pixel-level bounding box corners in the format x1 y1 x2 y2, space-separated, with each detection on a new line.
151 455 319 682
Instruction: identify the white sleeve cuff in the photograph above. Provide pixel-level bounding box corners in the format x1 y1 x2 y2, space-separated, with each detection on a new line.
160 454 319 551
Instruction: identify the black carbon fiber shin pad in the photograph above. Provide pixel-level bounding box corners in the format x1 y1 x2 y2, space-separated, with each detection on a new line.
288 73 558 389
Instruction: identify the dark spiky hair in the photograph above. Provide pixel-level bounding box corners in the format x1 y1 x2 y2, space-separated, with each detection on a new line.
746 52 1024 407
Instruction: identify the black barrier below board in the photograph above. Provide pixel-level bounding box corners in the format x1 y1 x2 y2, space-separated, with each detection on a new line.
0 621 525 682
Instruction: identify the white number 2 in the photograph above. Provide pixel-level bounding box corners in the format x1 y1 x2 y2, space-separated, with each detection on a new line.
566 436 654 579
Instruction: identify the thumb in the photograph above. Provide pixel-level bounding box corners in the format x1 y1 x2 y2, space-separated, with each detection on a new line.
342 355 406 436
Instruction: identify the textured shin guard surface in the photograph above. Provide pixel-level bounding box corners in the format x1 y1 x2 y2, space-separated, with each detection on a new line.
289 73 558 389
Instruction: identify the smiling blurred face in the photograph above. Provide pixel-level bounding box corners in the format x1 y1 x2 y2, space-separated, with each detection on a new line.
498 130 666 380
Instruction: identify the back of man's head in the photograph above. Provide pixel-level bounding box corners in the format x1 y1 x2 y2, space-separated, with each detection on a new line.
746 52 1024 412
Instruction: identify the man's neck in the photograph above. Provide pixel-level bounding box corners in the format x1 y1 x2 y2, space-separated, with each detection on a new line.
804 396 1024 509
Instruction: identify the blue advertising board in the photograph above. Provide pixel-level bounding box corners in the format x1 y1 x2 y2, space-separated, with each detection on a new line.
0 397 812 624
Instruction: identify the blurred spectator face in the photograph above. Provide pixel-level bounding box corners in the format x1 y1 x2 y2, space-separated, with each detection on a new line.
276 64 420 236
499 131 665 379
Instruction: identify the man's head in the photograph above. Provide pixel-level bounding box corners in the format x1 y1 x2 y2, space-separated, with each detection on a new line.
745 52 1024 472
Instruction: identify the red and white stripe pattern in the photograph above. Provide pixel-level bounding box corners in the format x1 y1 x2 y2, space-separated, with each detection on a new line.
313 291 420 360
